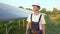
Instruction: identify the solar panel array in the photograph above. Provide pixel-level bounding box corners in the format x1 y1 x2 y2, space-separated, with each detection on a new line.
0 3 32 21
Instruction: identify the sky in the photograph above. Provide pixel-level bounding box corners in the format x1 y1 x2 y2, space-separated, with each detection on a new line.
0 0 60 11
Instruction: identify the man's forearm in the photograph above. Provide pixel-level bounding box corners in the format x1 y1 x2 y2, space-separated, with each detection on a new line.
26 25 29 31
42 24 46 34
43 29 45 34
26 23 30 34
26 22 30 31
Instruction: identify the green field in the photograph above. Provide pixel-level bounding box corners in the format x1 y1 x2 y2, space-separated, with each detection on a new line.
0 15 60 34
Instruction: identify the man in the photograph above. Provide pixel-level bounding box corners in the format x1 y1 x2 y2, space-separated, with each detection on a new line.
26 3 46 34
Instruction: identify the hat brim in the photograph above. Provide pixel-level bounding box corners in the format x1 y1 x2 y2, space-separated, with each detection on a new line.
32 5 39 7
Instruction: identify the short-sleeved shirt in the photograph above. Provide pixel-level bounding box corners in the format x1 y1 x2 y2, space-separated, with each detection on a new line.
27 13 46 30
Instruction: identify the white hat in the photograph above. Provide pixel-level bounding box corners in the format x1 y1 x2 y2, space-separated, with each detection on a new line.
32 3 40 9
32 3 40 7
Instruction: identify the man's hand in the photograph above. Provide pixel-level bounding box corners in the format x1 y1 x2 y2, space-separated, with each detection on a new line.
26 30 28 34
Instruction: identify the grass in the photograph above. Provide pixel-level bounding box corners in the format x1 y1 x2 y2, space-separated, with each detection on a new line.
0 15 60 34
45 15 60 34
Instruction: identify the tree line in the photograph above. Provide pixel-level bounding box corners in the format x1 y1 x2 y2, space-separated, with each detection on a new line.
19 6 60 15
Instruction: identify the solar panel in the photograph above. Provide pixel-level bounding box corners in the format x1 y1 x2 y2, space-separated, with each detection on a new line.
0 3 32 21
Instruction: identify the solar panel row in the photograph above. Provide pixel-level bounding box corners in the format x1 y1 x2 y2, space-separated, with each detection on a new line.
0 3 32 21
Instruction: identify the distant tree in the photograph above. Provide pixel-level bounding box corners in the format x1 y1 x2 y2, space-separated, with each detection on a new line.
56 10 60 14
40 8 46 14
52 8 58 15
19 6 24 9
46 11 52 15
26 8 32 11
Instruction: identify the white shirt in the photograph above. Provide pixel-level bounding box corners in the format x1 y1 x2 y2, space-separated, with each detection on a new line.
27 13 46 30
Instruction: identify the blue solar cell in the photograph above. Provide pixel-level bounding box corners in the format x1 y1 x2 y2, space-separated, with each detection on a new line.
0 3 31 21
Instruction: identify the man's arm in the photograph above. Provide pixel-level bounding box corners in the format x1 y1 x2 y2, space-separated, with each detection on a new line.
42 24 46 34
26 22 31 34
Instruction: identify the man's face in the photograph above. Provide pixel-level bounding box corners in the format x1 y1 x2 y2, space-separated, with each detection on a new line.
33 6 39 12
